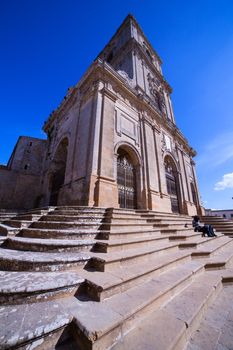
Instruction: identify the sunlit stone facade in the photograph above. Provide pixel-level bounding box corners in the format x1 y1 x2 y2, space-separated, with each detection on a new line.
0 15 202 216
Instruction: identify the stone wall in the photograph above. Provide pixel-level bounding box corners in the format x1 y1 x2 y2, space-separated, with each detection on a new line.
0 167 41 209
0 136 47 209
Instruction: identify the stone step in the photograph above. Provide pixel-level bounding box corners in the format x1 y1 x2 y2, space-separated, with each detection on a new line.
104 228 161 239
202 219 233 225
203 215 228 219
0 214 18 222
2 220 33 228
95 232 200 253
23 208 54 215
160 227 194 235
169 232 200 241
68 260 206 350
110 211 192 223
85 237 233 301
0 298 74 350
89 241 180 271
109 223 165 232
204 240 233 269
91 235 233 273
0 223 20 236
185 283 233 350
3 236 97 252
206 225 233 231
146 217 192 224
54 206 106 213
203 219 227 223
47 210 106 218
137 209 191 218
104 217 158 224
108 208 138 214
95 234 169 253
40 215 105 223
20 227 103 239
30 220 167 232
191 236 233 258
178 235 223 250
214 230 233 235
0 270 84 304
111 271 223 350
10 214 42 221
0 248 91 272
83 250 193 301
0 237 7 244
204 221 233 225
107 212 153 220
108 220 193 231
30 220 104 230
219 231 233 237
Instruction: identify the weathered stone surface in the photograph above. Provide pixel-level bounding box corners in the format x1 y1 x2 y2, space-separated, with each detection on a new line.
0 271 84 294
0 299 72 349
0 248 91 271
0 207 233 350
4 236 96 252
186 286 233 350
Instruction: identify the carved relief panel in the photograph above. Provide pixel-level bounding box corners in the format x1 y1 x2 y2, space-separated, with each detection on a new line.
115 109 139 145
147 73 167 115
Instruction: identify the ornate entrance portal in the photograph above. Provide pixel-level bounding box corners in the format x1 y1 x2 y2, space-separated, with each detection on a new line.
117 149 136 209
165 157 180 213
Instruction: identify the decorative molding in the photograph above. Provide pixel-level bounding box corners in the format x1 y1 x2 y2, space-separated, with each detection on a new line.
147 73 167 116
100 87 117 102
115 109 139 145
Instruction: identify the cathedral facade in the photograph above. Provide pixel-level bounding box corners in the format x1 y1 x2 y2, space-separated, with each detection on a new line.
0 15 202 216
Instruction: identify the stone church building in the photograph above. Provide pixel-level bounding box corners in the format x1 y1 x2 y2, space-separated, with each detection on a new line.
0 14 201 216
2 14 233 350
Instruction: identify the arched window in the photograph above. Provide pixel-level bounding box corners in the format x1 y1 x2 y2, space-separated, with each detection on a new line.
190 182 197 206
164 157 180 213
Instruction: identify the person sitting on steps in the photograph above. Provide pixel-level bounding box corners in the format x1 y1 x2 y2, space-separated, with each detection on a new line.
192 215 217 237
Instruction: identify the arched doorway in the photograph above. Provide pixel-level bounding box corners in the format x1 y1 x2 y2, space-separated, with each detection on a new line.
117 148 137 209
164 156 181 213
49 138 68 206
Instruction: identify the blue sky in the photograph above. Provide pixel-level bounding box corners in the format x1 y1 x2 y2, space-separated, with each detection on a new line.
0 0 233 209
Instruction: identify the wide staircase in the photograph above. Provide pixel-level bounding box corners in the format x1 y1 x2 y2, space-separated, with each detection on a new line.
202 215 233 236
0 208 233 350
0 209 20 223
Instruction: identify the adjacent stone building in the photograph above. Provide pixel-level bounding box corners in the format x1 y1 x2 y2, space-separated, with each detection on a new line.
0 14 201 216
205 208 233 220
0 136 47 209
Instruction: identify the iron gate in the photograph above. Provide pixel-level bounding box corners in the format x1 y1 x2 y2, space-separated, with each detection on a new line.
117 155 136 209
165 160 180 213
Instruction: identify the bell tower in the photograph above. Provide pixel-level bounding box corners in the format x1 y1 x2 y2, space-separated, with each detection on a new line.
98 14 175 123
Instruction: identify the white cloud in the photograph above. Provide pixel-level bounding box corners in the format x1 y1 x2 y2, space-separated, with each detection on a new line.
214 172 233 191
196 132 233 169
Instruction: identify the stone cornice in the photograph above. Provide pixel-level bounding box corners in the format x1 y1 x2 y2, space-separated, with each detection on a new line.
42 58 196 157
100 87 118 102
43 86 78 133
